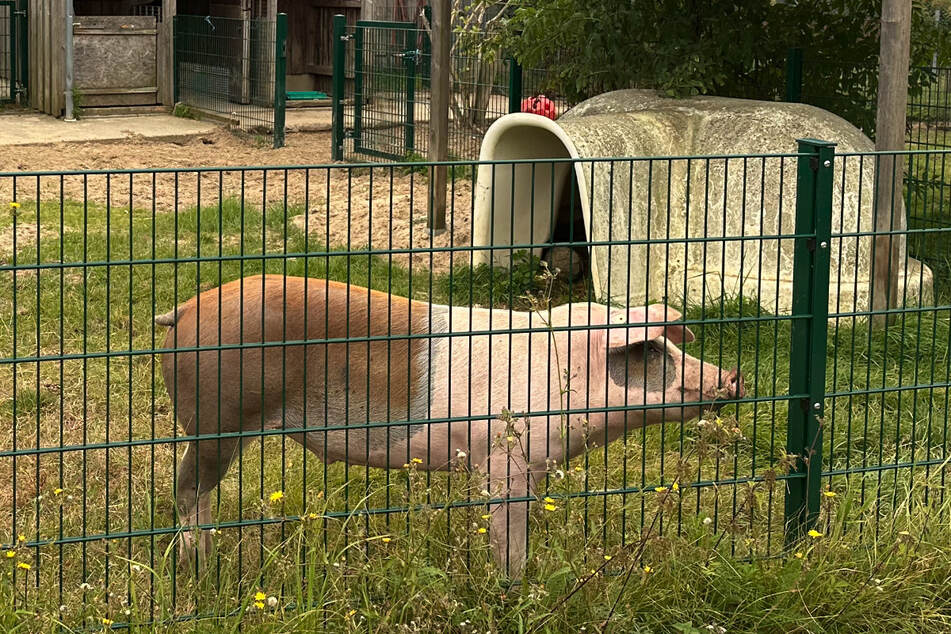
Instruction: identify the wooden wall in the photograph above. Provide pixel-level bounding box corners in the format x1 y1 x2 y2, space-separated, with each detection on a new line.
28 0 66 116
278 0 359 93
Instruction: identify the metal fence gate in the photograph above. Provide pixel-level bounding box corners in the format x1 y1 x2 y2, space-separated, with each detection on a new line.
331 14 569 162
0 0 25 103
173 12 287 147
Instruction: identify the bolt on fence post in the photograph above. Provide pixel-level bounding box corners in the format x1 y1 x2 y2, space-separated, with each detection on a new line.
508 56 523 113
784 139 835 547
331 14 347 161
273 13 287 149
785 47 803 103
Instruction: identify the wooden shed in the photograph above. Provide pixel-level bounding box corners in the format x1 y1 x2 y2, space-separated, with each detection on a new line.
24 0 369 117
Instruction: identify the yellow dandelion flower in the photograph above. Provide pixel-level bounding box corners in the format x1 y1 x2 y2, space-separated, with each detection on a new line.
411 458 423 465
17 535 25 543
544 503 557 512
642 565 653 573
4 551 14 559
255 591 267 601
254 601 265 609
671 482 680 492
347 609 357 618
53 488 63 496
268 491 284 503
9 202 21 209
543 496 555 504
16 561 30 570
794 552 804 559
480 514 492 520
381 537 392 544
574 465 583 472
654 486 667 493
101 618 113 626
807 529 822 539
402 463 410 468
823 490 836 498
603 555 612 561
307 512 319 520
477 527 487 534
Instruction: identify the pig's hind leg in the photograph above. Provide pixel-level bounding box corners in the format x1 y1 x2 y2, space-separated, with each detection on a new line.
176 419 243 571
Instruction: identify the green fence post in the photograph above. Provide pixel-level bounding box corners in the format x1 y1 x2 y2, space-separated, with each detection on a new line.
331 14 347 161
15 0 27 101
785 47 803 103
784 138 835 547
273 13 287 148
508 56 523 114
352 24 364 151
404 26 416 155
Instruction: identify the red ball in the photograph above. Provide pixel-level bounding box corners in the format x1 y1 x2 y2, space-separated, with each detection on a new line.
520 95 557 120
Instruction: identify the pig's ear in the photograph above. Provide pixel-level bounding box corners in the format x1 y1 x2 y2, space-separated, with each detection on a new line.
604 305 693 349
604 306 667 350
646 304 695 345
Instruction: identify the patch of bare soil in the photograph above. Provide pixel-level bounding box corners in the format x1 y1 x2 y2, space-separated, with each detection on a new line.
0 129 474 273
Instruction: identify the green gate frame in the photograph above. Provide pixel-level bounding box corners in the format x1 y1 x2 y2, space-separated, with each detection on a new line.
0 0 18 103
352 19 418 161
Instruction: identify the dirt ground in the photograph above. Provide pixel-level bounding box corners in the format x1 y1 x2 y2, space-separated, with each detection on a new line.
0 129 475 273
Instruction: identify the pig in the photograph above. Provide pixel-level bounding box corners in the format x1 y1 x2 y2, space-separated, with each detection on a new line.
155 274 743 576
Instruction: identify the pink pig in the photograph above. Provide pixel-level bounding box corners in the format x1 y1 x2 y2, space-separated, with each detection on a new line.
156 275 743 575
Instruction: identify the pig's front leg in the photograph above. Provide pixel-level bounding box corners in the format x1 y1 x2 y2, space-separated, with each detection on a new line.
485 447 537 579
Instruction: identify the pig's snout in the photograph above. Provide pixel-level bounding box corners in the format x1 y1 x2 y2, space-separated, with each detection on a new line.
713 367 744 409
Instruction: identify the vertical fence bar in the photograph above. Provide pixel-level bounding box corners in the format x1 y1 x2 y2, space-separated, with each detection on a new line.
404 25 417 155
508 56 523 113
784 138 835 545
785 47 803 103
352 24 363 150
331 14 347 161
272 13 287 148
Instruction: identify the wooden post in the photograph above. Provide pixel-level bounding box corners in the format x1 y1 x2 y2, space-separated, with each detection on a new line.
160 0 176 106
240 0 251 104
428 0 450 232
872 0 912 327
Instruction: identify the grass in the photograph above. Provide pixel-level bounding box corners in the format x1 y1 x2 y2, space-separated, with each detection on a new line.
0 189 949 631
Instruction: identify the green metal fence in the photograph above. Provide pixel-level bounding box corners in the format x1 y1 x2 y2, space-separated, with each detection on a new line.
0 146 948 628
332 15 570 162
0 0 21 103
174 13 287 148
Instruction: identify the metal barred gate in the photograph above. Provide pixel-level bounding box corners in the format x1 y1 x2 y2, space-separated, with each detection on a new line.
331 14 567 162
0 0 26 103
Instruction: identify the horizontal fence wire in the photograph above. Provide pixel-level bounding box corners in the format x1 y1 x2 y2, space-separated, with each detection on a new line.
0 150 948 628
174 14 277 136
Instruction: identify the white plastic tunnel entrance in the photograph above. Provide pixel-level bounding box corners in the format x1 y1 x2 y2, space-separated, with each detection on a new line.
471 90 933 313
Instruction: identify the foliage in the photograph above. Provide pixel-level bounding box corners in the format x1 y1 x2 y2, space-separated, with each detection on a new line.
501 0 951 136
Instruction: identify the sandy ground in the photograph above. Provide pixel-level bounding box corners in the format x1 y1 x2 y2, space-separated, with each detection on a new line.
0 129 474 272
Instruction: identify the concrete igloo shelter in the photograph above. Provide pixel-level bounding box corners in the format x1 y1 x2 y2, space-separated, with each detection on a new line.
472 90 933 313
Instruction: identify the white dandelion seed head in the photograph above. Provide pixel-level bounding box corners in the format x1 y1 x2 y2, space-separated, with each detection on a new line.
267 596 278 608
703 517 713 525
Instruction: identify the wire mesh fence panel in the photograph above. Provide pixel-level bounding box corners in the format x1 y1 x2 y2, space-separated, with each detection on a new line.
338 19 572 163
824 151 951 539
174 14 280 140
0 149 948 627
